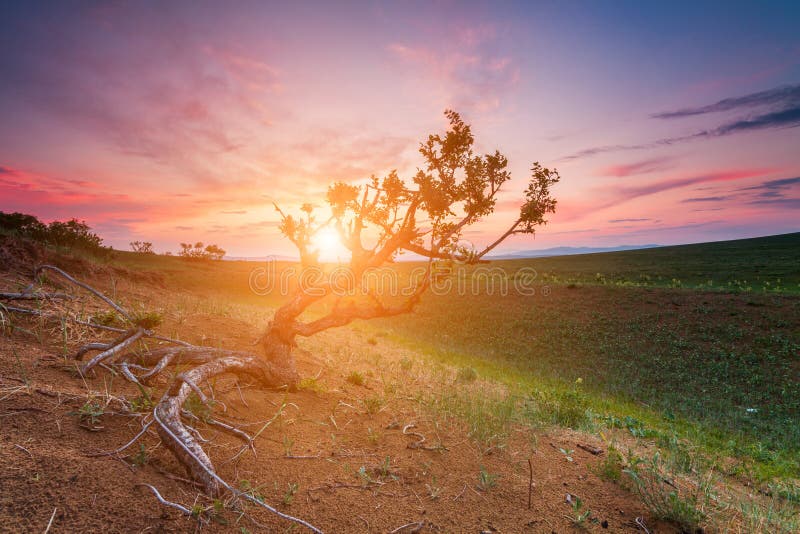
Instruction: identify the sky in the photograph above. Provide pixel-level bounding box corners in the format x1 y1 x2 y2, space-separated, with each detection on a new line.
1 0 799 257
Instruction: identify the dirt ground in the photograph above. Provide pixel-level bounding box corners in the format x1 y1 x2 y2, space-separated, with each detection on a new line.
0 259 676 533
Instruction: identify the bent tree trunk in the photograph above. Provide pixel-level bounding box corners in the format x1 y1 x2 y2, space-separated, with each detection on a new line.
152 317 301 496
260 320 299 385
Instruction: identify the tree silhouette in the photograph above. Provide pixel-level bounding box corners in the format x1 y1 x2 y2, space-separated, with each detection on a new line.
178 241 226 260
130 241 154 254
261 110 559 381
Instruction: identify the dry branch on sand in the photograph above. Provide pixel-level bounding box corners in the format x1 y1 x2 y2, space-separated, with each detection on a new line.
2 264 321 532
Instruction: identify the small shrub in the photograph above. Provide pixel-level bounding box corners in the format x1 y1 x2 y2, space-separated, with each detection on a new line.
456 366 478 383
399 357 413 371
178 242 226 260
355 465 373 487
0 211 106 254
282 482 298 505
91 310 120 327
346 371 365 386
527 386 591 429
239 480 265 503
426 476 442 500
184 392 214 422
71 399 104 431
131 309 163 329
297 376 326 393
367 427 380 445
559 447 575 462
130 393 153 413
362 396 384 415
566 496 592 528
595 444 624 482
624 453 711 532
129 241 154 254
130 443 149 466
477 465 499 491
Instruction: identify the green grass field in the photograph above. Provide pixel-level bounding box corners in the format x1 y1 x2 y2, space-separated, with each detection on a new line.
110 232 800 478
497 231 800 293
5 230 799 530
363 234 800 478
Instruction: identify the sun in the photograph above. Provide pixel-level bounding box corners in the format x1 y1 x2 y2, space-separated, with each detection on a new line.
312 226 345 261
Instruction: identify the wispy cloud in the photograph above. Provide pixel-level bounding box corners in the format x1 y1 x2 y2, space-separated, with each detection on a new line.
738 176 800 192
681 196 730 203
597 220 724 239
595 157 674 177
562 133 701 161
614 169 768 203
747 198 800 208
387 24 519 113
713 106 800 135
732 176 800 208
608 218 652 223
652 84 800 119
563 84 800 161
554 168 768 222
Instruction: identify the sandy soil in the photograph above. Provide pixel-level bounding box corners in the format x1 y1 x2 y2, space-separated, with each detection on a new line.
0 257 676 533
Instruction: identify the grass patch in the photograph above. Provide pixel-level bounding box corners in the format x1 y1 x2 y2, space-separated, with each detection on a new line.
346 371 366 387
455 366 478 383
624 452 713 532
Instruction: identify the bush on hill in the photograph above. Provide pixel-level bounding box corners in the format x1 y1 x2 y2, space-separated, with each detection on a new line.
178 241 226 260
0 211 106 255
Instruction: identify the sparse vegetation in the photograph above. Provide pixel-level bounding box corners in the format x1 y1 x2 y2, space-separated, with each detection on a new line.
455 366 477 383
178 242 226 260
624 452 712 532
1 211 107 255
130 309 163 329
594 443 624 482
129 241 154 254
282 482 298 505
346 370 365 386
91 310 121 327
565 496 592 528
362 396 384 415
71 399 105 431
477 465 499 491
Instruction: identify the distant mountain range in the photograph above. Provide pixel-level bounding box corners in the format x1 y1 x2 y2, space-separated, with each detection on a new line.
225 254 297 262
487 244 660 259
226 244 661 262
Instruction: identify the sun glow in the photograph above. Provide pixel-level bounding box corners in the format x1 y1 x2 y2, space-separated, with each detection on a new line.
312 226 347 262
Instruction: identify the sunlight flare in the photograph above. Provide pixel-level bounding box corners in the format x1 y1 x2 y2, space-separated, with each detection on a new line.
311 226 347 261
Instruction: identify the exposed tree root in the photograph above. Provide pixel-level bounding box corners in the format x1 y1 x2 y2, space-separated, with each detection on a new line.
0 291 73 300
1 265 321 532
136 484 192 515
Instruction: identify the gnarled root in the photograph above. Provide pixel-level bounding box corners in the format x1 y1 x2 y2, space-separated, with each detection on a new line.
145 349 290 496
2 265 320 531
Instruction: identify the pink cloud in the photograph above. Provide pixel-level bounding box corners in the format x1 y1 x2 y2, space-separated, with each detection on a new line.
387 26 519 113
553 167 776 222
203 46 282 94
595 157 674 177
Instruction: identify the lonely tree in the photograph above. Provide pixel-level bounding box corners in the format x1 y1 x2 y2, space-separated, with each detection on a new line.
2 110 559 529
261 110 559 382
